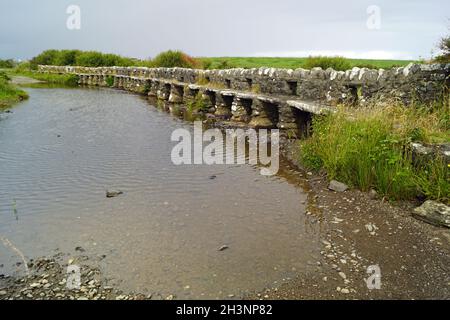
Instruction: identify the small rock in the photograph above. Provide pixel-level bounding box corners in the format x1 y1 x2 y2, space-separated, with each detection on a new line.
328 180 348 192
340 288 350 294
369 189 378 200
0 290 7 295
106 190 123 198
166 295 174 300
75 246 85 252
218 245 229 251
365 223 378 233
413 200 450 228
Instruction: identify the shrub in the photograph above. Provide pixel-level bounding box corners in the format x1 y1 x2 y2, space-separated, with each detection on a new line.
54 50 81 66
0 59 16 68
303 56 352 71
29 49 60 69
29 49 139 68
105 75 115 87
0 71 10 81
75 51 134 67
434 32 450 63
151 50 201 68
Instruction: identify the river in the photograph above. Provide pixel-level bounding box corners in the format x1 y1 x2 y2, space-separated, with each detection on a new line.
0 87 323 299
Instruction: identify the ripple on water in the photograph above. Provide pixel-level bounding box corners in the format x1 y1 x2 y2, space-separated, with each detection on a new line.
0 87 320 298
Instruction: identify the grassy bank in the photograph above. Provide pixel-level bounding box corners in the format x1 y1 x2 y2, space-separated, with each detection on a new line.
9 69 79 86
299 101 449 203
200 57 415 70
0 72 28 109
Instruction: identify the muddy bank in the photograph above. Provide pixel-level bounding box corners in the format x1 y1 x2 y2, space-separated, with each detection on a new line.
248 140 450 299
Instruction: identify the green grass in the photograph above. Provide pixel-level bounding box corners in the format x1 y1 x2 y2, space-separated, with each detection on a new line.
0 72 29 109
299 101 449 203
200 57 415 70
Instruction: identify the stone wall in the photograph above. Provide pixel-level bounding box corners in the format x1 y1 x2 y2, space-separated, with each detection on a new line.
38 63 449 135
39 63 449 106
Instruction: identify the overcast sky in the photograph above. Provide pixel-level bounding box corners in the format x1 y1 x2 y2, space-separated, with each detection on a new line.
1 0 449 60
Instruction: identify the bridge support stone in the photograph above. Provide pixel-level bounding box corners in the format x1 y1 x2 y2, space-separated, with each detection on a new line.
215 93 233 119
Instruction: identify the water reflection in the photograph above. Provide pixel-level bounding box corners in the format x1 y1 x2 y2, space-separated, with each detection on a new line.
0 87 322 299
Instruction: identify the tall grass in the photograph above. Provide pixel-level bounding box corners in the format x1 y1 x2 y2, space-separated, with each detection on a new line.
299 102 449 203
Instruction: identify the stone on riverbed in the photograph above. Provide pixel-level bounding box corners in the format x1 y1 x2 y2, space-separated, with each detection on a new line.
106 190 123 198
328 180 348 192
413 200 450 228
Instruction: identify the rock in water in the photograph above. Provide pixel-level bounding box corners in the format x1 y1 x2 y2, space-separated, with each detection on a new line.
106 190 123 198
413 200 450 228
328 180 348 192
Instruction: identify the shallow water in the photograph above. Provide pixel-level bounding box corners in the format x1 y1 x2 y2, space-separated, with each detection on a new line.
0 87 322 299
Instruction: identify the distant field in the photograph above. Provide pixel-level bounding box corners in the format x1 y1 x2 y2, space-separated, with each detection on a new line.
200 57 416 70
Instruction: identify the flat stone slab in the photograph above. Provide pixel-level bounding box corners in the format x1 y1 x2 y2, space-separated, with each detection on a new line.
287 100 335 115
413 200 450 228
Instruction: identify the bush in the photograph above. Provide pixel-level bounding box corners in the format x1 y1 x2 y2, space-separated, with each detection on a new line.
29 49 139 68
29 49 60 69
54 50 81 66
151 50 201 68
434 34 450 63
299 103 449 202
75 51 135 67
0 71 10 81
0 59 16 69
303 56 352 71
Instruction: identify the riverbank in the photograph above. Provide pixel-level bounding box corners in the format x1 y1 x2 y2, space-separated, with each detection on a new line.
7 70 79 86
0 72 28 109
247 142 450 299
